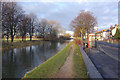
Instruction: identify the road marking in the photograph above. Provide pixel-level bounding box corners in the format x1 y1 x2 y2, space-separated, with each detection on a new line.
100 44 120 52
98 46 120 62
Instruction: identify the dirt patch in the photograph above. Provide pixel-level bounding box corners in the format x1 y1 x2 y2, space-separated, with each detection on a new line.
54 45 74 78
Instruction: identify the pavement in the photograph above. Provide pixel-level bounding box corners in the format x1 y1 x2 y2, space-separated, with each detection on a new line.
55 45 74 78
79 45 103 79
86 41 119 79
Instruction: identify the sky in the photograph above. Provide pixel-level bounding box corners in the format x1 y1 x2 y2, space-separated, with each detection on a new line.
15 0 119 32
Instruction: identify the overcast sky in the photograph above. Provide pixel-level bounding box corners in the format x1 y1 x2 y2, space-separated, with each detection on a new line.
17 0 119 31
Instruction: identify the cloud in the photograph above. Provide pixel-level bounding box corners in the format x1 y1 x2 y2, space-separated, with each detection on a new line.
2 0 119 2
119 1 120 25
18 1 118 31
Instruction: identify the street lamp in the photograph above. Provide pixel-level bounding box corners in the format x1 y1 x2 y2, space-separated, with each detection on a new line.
94 26 98 48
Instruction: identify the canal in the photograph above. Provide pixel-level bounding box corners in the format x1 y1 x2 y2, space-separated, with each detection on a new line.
2 40 70 78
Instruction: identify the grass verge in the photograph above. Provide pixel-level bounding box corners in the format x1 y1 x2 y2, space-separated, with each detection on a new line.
2 38 43 42
2 40 44 50
73 44 88 78
24 41 73 78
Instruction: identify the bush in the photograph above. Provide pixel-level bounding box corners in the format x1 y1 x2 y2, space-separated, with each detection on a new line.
114 28 120 39
74 39 81 45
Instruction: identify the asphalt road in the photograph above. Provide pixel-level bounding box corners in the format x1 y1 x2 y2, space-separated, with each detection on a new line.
97 41 120 62
86 41 119 79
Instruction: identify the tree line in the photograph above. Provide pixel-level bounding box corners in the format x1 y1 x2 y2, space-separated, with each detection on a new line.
2 2 63 42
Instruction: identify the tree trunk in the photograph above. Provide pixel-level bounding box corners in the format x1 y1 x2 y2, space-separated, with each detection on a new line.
7 37 8 42
22 36 24 41
43 28 45 40
30 35 32 41
7 35 9 42
87 29 89 39
80 29 83 46
10 27 14 42
25 35 26 41
11 35 14 42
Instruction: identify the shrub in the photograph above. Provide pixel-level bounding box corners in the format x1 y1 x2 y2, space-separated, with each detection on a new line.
114 28 120 39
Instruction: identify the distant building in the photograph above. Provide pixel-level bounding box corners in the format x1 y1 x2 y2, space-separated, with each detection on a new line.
112 24 120 37
96 30 103 41
95 24 120 41
106 29 110 39
102 30 108 39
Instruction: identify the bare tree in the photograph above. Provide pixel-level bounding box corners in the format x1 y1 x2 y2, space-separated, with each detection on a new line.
38 19 48 40
2 2 10 42
49 20 64 37
18 15 30 41
0 1 2 41
37 19 61 40
2 2 24 42
70 10 97 45
73 27 81 37
0 1 1 25
48 20 59 38
28 13 36 41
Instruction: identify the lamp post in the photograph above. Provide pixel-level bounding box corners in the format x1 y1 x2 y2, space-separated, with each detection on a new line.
94 26 98 48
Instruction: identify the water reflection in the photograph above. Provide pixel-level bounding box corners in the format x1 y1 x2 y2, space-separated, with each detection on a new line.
2 40 70 78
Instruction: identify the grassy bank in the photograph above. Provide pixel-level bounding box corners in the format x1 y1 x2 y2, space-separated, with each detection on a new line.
2 40 44 50
2 38 69 50
2 38 42 42
73 45 88 78
24 41 73 78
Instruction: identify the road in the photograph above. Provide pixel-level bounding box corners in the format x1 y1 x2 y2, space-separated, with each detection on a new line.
97 41 120 62
86 41 119 79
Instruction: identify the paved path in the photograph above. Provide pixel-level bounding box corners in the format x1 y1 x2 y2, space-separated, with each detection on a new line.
55 45 74 78
79 46 103 79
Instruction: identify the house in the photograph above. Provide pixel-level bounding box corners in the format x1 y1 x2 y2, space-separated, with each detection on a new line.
96 31 102 41
112 24 120 38
106 29 111 39
99 30 105 40
102 29 108 39
94 24 120 41
96 29 110 40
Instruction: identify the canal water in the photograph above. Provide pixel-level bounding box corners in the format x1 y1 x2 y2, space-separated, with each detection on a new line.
2 40 70 78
